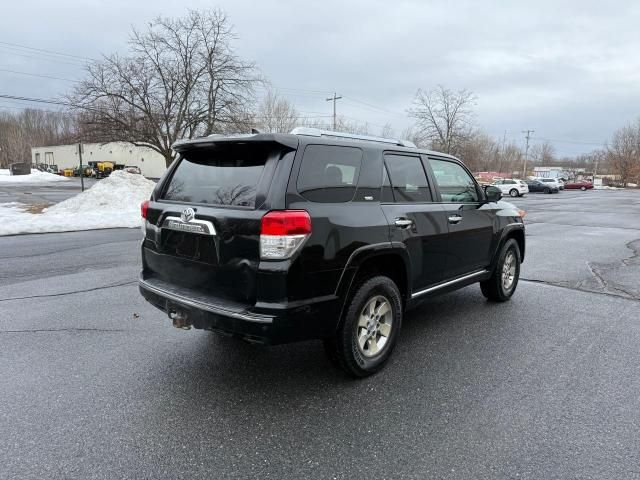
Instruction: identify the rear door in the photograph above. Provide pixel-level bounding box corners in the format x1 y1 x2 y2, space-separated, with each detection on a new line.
380 153 448 291
427 157 495 278
142 141 293 304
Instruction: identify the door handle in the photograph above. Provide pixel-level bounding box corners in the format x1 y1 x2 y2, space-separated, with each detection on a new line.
448 215 462 224
394 218 414 228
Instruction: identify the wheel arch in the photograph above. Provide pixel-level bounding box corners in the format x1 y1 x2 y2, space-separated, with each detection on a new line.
335 243 411 314
491 225 525 269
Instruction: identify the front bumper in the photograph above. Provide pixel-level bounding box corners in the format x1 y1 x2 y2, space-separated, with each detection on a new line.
139 276 341 344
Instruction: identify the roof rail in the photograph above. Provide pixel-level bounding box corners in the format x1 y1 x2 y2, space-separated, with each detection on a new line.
290 127 416 148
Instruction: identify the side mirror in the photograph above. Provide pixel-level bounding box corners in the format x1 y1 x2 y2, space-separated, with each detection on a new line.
484 185 502 202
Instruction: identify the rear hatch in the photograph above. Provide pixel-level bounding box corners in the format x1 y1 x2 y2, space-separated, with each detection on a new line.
142 138 295 305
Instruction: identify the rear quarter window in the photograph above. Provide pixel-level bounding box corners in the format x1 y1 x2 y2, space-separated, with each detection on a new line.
162 144 273 207
296 144 363 203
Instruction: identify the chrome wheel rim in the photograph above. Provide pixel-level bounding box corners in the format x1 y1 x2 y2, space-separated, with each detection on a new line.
502 250 517 291
356 295 393 357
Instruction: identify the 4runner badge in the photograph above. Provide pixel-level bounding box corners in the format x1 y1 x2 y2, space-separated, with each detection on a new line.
181 208 195 223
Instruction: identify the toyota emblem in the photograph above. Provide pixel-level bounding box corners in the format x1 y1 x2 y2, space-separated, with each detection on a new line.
181 208 195 223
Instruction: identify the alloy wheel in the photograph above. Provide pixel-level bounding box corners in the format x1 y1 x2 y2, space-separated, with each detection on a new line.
356 295 393 357
502 250 516 291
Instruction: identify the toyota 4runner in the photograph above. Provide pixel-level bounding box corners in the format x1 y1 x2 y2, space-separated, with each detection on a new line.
139 127 525 377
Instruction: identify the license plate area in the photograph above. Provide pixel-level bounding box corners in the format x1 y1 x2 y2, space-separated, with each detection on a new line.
160 230 218 264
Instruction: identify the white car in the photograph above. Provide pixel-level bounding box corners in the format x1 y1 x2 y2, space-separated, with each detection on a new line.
537 178 563 190
491 179 529 197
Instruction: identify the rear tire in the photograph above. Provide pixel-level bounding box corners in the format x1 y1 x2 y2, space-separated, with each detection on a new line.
580 186 586 191
480 239 521 302
509 189 519 197
324 275 402 377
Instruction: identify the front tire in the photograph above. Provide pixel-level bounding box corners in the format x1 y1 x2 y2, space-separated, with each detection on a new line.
580 186 586 191
509 189 519 197
324 275 402 377
543 187 551 194
480 239 521 302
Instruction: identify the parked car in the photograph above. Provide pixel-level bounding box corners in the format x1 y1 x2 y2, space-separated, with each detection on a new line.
526 179 558 194
537 178 563 190
139 128 526 377
124 165 142 174
491 179 529 197
564 180 594 191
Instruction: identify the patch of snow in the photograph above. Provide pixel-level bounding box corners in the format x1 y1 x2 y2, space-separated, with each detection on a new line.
0 168 71 183
0 171 155 236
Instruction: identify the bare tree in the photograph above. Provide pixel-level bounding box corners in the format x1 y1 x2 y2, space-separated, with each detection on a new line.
299 115 372 135
69 9 260 167
607 119 640 186
457 132 499 172
529 141 556 164
379 123 394 138
253 89 299 133
0 109 76 167
408 85 476 155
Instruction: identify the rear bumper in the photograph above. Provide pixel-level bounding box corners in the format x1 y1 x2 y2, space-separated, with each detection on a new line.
139 276 341 344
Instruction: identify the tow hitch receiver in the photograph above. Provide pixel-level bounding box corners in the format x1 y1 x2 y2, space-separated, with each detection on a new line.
169 310 192 330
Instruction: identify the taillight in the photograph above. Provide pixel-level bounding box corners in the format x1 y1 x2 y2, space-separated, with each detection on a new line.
260 210 311 260
141 200 149 219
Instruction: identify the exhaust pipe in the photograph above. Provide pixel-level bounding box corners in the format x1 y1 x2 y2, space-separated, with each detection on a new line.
169 311 192 330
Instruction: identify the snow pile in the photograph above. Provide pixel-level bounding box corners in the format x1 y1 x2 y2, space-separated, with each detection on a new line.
0 171 155 236
0 168 71 183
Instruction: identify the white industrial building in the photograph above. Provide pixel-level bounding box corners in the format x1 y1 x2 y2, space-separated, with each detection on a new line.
31 142 167 178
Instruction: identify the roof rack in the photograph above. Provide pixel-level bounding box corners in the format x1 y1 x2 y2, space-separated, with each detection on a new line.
290 127 417 148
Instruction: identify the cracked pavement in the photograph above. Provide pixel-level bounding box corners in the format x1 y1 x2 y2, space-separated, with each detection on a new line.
510 189 640 300
1 190 639 479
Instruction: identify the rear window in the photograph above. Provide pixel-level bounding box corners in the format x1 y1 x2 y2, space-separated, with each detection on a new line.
297 145 363 203
162 144 272 207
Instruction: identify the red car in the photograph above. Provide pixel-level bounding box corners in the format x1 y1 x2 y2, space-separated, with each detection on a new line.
564 180 594 191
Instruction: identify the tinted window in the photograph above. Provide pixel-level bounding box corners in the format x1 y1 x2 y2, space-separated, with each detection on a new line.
505 180 516 185
381 165 395 202
384 154 432 202
297 145 363 203
163 144 271 207
429 159 479 202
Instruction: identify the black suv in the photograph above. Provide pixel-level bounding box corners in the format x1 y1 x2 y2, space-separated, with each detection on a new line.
139 128 525 376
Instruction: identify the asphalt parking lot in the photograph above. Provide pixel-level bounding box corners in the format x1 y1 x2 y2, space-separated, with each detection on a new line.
0 177 99 205
1 189 639 479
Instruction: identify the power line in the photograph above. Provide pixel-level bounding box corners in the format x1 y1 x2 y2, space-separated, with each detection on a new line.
531 136 604 147
0 40 94 61
342 95 407 118
0 47 88 67
0 68 79 83
0 94 70 106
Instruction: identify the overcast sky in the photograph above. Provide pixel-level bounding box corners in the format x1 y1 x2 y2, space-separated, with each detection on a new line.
1 0 639 156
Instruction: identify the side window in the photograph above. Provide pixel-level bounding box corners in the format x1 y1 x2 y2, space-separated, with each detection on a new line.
297 145 363 203
429 159 479 203
381 165 395 202
384 154 432 202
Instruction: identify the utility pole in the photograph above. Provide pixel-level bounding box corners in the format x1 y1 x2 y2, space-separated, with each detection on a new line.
498 130 507 174
77 142 85 192
522 129 534 178
326 92 342 130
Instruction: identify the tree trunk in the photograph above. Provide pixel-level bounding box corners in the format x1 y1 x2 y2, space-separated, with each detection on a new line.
164 152 175 168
